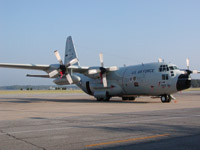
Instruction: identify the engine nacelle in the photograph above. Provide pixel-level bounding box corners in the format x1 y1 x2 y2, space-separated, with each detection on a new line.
53 75 81 85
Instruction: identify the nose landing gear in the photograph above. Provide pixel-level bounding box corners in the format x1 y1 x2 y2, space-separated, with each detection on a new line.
161 95 172 103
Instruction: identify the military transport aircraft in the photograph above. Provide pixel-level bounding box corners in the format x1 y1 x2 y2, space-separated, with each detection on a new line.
0 36 199 103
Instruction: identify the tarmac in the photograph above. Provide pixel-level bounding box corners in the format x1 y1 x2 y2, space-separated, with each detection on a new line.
0 91 200 150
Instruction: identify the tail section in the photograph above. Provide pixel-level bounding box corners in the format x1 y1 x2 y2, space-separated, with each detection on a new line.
64 36 80 66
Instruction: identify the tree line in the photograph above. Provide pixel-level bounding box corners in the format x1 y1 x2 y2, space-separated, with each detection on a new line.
191 79 200 88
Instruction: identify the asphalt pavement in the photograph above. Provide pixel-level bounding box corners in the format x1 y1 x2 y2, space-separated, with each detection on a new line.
0 91 200 150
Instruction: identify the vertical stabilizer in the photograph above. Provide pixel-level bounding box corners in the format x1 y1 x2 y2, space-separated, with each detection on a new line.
64 36 80 66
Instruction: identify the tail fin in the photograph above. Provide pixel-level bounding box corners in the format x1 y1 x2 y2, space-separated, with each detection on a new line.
64 36 80 66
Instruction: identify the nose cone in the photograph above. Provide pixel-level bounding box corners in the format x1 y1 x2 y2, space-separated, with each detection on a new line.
176 74 191 91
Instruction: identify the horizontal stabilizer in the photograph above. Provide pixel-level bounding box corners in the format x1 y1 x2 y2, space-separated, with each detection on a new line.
26 74 50 78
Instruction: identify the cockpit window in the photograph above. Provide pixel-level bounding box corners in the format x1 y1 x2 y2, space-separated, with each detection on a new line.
169 66 174 70
174 66 178 69
159 65 169 72
169 66 178 70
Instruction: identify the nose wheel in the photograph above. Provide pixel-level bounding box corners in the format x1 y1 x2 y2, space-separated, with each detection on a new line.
161 95 171 103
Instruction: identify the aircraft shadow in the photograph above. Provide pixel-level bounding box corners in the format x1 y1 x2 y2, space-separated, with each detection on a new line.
90 133 200 150
89 124 200 150
0 98 159 104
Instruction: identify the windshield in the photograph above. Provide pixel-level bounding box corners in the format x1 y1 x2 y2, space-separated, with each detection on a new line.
169 65 179 70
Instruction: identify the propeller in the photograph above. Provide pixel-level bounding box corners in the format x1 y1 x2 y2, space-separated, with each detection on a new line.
185 58 200 75
54 50 63 65
88 53 118 87
48 50 78 84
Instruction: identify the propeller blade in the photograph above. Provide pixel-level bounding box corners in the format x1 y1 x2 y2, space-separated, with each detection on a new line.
66 73 73 84
88 69 101 75
68 58 79 66
99 53 104 67
102 73 107 87
186 58 190 70
192 70 200 74
49 70 59 78
54 50 63 65
107 66 118 72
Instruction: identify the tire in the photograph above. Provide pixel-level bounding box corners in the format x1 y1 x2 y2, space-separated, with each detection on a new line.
96 97 110 102
122 97 128 100
129 97 136 101
96 98 102 101
103 96 111 102
104 92 111 102
161 95 171 103
161 95 167 103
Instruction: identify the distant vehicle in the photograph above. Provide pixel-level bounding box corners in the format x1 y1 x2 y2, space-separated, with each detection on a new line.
0 36 199 103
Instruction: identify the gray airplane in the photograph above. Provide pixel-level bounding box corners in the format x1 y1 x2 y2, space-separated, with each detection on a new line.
0 36 199 103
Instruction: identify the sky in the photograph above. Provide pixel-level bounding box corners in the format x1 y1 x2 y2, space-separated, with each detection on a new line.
0 0 200 86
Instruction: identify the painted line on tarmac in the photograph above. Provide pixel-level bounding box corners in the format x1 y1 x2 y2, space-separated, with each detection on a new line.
85 134 170 147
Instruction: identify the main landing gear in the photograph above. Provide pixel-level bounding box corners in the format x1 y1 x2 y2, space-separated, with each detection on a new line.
122 97 136 101
96 92 111 102
160 95 172 103
96 96 111 102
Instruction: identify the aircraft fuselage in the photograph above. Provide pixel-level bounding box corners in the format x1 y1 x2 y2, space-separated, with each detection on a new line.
54 62 191 101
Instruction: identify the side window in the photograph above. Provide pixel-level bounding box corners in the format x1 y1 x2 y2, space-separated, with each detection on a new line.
162 74 169 80
166 74 169 80
162 74 166 80
170 71 174 76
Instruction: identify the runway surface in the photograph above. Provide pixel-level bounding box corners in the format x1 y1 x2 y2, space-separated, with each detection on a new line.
0 91 200 150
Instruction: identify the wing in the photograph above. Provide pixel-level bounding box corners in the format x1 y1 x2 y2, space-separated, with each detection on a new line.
69 66 89 74
0 63 50 71
68 66 100 79
0 63 112 79
0 63 91 78
0 63 90 74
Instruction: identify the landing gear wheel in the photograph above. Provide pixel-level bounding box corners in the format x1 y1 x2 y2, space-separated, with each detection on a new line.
96 98 103 101
161 95 171 103
104 92 111 102
96 97 111 102
128 97 136 101
96 92 110 102
122 97 128 101
103 96 111 102
161 95 167 103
